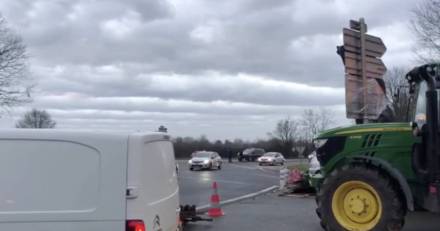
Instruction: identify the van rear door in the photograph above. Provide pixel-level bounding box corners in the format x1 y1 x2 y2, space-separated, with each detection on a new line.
0 130 127 231
126 133 180 231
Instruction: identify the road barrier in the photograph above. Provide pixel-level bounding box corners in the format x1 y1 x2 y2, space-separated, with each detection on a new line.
279 167 289 191
196 185 278 214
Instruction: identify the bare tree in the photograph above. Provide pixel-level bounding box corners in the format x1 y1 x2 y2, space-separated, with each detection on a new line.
412 0 440 61
268 117 300 155
384 67 411 122
271 117 299 144
301 108 334 141
16 109 56 128
157 125 168 133
0 15 31 111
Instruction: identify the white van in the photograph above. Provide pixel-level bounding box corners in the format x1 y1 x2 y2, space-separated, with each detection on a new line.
0 129 180 231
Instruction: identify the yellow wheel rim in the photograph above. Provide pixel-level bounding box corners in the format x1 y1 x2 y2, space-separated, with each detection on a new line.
332 181 382 231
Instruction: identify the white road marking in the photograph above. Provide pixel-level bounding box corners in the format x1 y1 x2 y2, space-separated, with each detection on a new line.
252 173 279 179
230 163 281 177
257 165 278 173
178 175 252 185
228 163 258 170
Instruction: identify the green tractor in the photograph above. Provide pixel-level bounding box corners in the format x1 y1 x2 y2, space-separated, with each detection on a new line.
310 63 440 230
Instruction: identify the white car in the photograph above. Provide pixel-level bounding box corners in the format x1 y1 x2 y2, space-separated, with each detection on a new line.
257 152 285 166
188 151 222 171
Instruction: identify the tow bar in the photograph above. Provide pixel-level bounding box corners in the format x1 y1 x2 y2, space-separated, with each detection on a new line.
180 205 213 224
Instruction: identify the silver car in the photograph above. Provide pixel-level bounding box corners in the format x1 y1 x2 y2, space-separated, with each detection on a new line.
257 152 285 166
188 151 222 171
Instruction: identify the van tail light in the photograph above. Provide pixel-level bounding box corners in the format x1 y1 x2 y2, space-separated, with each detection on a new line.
126 220 145 231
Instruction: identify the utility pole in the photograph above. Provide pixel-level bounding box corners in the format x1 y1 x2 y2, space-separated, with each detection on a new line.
359 18 368 123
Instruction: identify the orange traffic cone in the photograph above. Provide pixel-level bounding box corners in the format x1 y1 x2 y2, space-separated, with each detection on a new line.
207 181 224 218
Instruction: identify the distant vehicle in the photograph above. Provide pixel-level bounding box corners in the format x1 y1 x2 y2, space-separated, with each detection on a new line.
188 151 222 171
257 152 285 166
0 129 180 231
239 148 265 162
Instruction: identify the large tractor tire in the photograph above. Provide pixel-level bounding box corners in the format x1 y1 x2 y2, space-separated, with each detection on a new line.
316 165 405 231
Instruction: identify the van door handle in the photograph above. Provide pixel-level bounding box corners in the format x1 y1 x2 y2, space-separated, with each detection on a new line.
126 186 138 199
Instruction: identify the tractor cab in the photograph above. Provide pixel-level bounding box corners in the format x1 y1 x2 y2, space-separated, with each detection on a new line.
406 63 440 212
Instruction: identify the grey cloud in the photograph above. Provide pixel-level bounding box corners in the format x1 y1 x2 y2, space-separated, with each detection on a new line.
0 0 419 140
32 64 344 106
32 95 318 116
2 0 174 63
3 0 418 87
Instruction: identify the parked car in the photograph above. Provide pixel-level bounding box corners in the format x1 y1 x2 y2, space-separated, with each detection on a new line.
238 148 265 162
188 151 222 171
257 152 285 166
0 129 180 231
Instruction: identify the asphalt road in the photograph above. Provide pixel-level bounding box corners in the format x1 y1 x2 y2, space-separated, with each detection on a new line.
184 194 440 231
178 159 281 206
179 159 440 231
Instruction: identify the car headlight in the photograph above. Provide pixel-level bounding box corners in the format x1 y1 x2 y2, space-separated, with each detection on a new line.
188 160 193 164
313 138 328 149
203 159 210 164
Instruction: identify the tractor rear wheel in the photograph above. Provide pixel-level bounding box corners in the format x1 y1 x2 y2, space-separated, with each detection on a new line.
316 165 405 231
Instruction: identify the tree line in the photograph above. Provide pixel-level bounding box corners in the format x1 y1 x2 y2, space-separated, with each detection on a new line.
173 108 334 159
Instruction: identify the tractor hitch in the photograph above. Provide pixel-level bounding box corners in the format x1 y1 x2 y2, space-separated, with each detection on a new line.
179 205 213 224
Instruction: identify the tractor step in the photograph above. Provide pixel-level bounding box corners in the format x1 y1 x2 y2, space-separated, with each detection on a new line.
422 182 440 213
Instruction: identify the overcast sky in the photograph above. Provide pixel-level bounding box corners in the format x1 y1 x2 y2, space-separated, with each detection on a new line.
0 0 420 140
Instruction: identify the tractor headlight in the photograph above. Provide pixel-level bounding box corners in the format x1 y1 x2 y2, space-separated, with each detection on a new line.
313 138 328 149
